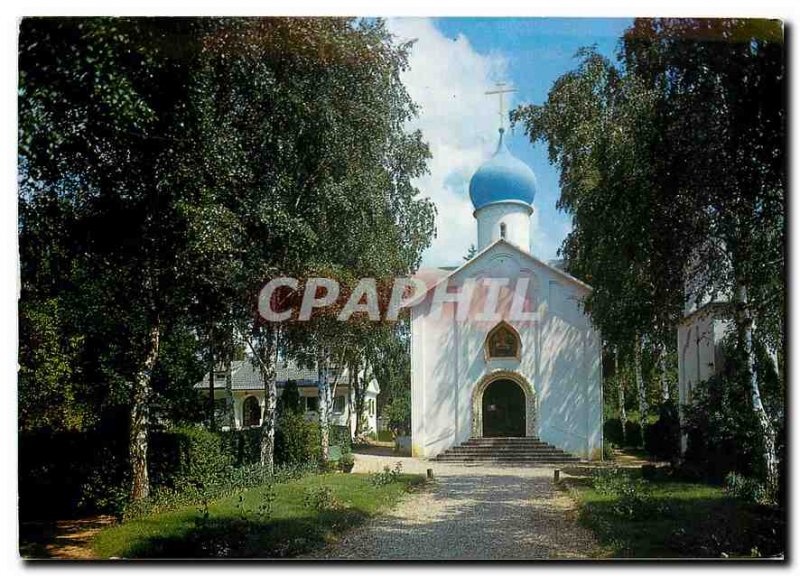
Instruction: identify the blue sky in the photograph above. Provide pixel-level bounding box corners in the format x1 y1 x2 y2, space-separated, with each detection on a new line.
388 18 632 267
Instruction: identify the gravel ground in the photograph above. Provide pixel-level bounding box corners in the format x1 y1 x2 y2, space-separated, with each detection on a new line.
305 453 599 560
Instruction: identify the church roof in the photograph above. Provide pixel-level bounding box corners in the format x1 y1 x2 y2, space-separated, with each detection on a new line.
469 129 537 212
412 238 592 304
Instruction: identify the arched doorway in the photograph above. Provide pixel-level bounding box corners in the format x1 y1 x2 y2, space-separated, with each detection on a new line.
242 396 261 427
471 370 536 438
481 379 525 437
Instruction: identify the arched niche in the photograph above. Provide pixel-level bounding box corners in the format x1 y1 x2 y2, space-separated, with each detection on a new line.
484 320 522 360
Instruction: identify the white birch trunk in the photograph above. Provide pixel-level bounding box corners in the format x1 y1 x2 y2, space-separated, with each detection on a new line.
736 285 778 494
634 334 647 446
317 347 330 462
616 347 627 443
130 321 160 502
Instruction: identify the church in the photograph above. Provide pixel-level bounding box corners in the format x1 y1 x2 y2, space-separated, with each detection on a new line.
409 127 603 460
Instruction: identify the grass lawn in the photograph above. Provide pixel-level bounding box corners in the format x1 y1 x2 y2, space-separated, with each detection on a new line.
565 472 784 559
93 472 424 559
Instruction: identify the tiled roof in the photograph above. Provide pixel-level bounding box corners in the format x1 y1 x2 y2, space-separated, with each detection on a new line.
194 359 340 391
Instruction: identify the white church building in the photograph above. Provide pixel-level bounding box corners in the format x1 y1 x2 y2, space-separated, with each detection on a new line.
409 128 603 460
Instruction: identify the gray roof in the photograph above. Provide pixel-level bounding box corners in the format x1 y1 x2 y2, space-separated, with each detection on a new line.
194 359 340 391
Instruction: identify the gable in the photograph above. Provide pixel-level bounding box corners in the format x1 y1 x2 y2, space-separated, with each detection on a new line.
415 239 591 302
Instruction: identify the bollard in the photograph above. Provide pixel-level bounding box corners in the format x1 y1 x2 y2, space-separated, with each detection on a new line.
427 468 434 480
554 468 560 483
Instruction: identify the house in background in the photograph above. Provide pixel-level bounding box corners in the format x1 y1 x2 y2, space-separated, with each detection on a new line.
194 359 380 436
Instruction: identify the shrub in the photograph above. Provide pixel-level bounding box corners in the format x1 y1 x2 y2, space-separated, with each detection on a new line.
19 418 129 520
723 472 769 505
602 441 615 461
278 380 302 415
329 424 352 453
644 401 681 460
339 452 355 472
274 412 321 466
303 486 343 511
221 426 262 467
623 420 642 447
592 467 655 518
604 418 624 446
149 425 233 491
370 462 403 486
683 372 763 482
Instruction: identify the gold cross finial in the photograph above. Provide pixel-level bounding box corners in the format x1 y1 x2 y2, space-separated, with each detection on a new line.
485 82 517 132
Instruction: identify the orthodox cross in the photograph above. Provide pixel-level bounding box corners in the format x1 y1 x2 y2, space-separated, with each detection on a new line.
485 83 517 131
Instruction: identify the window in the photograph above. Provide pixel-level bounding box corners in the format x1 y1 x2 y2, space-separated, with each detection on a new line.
242 396 261 427
368 399 375 416
500 222 507 239
305 396 319 412
333 395 346 414
485 322 521 359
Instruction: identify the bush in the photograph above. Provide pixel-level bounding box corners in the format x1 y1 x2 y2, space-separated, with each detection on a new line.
329 424 352 453
274 412 321 466
644 401 681 460
604 418 624 446
623 420 642 447
683 372 763 482
592 467 656 519
221 426 262 467
303 486 343 511
149 425 233 492
19 417 129 520
370 462 403 486
602 440 615 461
723 472 769 505
339 452 355 472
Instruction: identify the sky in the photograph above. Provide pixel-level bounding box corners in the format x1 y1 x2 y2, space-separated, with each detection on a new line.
386 17 632 267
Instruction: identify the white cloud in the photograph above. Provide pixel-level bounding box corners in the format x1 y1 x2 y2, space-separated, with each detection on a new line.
387 18 513 268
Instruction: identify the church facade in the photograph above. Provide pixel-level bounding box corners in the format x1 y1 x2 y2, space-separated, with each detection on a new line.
409 129 603 460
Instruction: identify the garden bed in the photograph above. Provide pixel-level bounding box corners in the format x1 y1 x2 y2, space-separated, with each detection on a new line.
561 469 784 558
92 472 424 558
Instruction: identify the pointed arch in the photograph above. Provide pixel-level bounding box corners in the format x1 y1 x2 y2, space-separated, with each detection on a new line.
484 320 522 360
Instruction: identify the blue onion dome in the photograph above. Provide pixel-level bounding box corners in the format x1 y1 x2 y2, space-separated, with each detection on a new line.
469 128 537 211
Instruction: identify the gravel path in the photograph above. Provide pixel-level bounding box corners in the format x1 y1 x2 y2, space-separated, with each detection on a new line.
306 453 599 560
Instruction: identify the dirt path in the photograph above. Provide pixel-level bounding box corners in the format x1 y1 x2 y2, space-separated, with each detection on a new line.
19 515 113 559
306 454 599 560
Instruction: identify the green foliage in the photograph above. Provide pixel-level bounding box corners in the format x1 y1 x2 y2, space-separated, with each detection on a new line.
643 401 681 460
303 485 343 512
274 412 322 466
93 472 422 558
592 468 658 519
602 441 615 461
623 420 642 448
339 452 355 472
222 427 263 467
723 472 769 505
370 462 403 487
683 371 764 482
18 17 437 501
149 426 233 492
18 299 87 432
576 474 784 557
18 422 130 520
329 425 352 453
603 418 624 447
278 380 303 415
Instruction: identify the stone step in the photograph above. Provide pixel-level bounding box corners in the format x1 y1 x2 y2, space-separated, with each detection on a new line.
434 436 580 464
435 457 579 464
440 447 558 450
